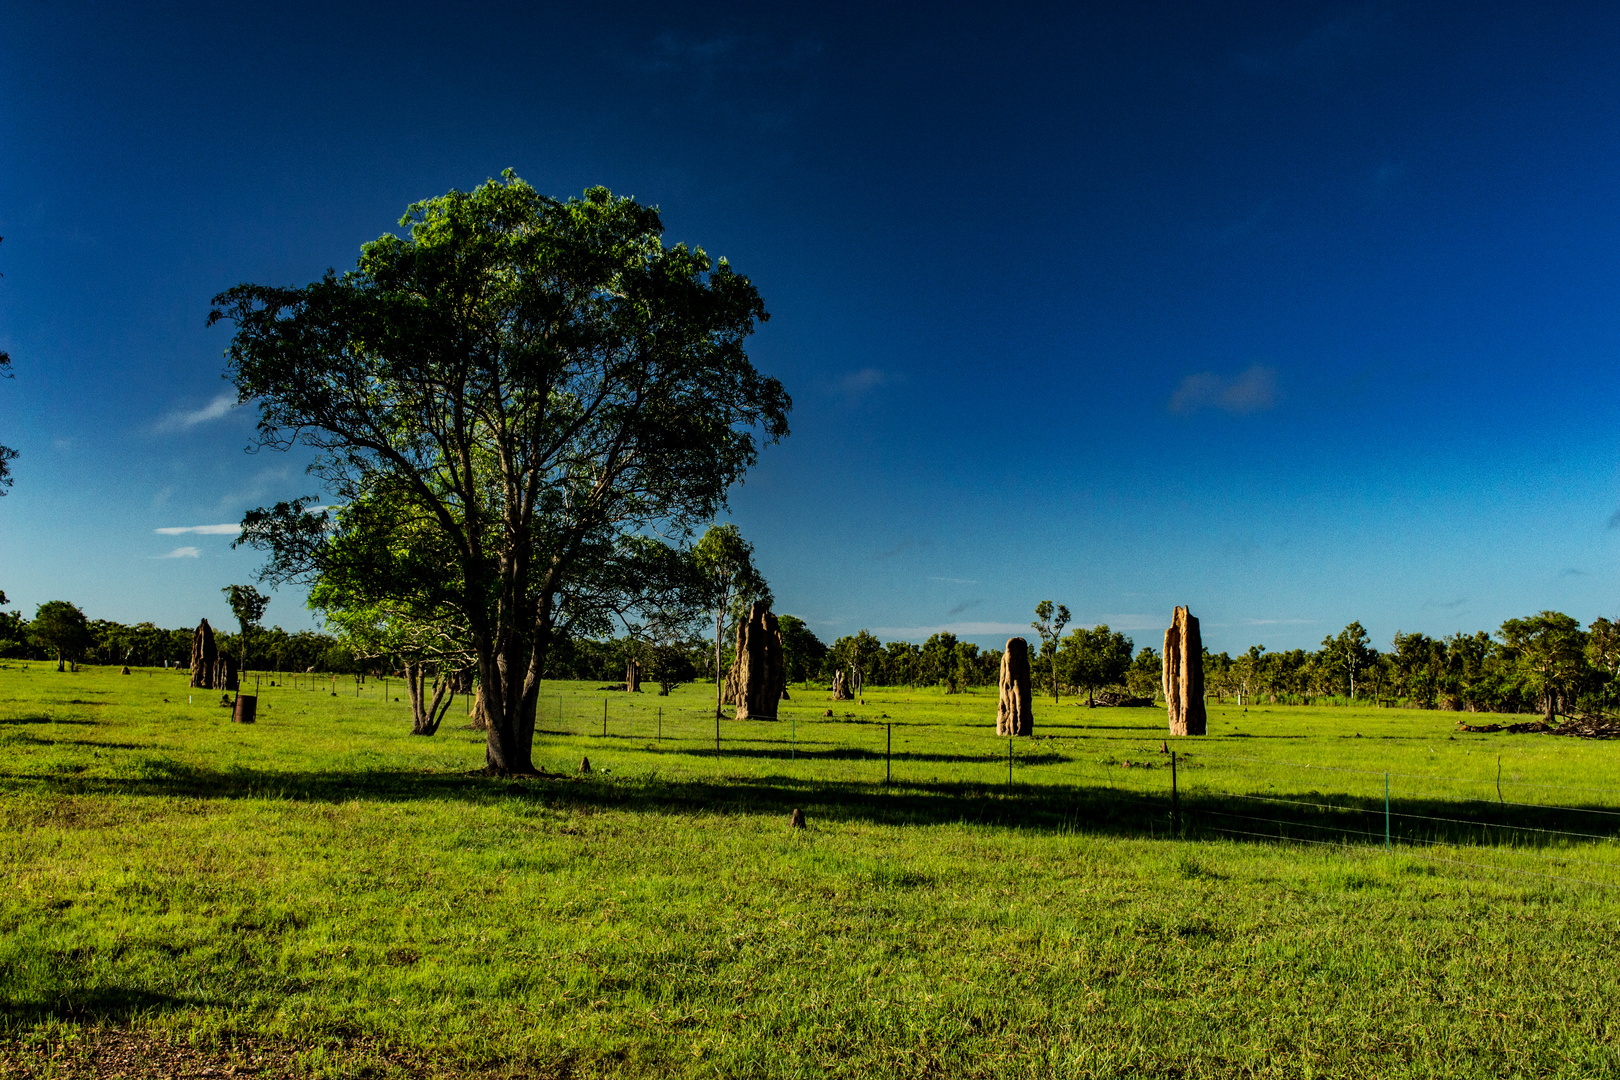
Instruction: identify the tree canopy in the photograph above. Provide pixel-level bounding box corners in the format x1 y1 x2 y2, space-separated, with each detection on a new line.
29 601 92 672
215 173 790 773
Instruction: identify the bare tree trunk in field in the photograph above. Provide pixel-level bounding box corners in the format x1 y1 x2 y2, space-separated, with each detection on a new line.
407 661 455 736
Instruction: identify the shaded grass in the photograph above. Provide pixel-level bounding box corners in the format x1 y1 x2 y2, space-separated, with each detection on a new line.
2 663 1620 1077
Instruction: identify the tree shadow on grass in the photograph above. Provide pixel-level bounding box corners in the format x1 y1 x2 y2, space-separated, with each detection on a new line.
0 714 96 726
7 756 1620 855
589 743 1072 767
6 734 156 750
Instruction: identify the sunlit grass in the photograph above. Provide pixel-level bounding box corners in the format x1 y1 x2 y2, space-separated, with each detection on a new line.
2 662 1618 1077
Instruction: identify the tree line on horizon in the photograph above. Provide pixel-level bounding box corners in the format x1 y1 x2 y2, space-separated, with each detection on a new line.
0 602 358 675
797 609 1620 721
5 593 1611 722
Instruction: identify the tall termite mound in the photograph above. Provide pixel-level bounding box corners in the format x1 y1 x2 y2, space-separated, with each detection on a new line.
188 619 236 691
996 637 1033 736
729 601 786 720
1163 606 1206 736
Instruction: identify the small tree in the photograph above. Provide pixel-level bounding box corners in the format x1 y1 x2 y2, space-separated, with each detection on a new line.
919 632 960 691
1030 601 1071 704
829 630 881 697
693 524 770 718
1059 623 1134 706
1319 622 1377 700
222 584 270 686
1500 611 1587 722
1586 617 1620 715
30 601 92 672
1125 646 1161 701
1231 645 1267 706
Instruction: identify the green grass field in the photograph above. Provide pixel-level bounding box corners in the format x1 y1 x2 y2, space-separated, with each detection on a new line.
4 663 1620 1077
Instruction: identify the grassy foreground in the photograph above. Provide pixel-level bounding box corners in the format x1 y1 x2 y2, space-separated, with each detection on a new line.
3 664 1620 1077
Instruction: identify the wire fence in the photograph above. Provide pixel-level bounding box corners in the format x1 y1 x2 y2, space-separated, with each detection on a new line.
238 679 1620 891
520 691 1620 891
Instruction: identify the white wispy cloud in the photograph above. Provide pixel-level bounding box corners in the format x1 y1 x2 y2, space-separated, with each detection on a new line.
1169 364 1278 415
157 546 201 559
155 523 241 536
155 392 240 432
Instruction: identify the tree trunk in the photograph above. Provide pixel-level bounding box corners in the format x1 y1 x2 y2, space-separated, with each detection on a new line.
479 605 551 775
407 661 454 736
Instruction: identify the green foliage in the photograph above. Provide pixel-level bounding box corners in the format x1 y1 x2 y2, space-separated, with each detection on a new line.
1318 621 1378 699
28 600 92 671
693 523 772 706
827 629 883 690
1030 600 1071 699
222 584 270 669
775 615 827 683
1057 623 1134 703
1500 611 1588 718
214 173 789 773
1126 645 1161 700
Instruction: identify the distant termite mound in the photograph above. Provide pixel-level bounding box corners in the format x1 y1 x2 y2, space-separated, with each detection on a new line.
730 601 786 720
831 670 852 700
188 619 237 691
1163 606 1206 736
996 637 1033 736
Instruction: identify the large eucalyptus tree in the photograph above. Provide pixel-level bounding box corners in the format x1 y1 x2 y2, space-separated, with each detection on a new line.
213 173 789 774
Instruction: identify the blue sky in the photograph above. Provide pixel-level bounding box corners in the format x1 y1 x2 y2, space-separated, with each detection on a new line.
3 1 1620 654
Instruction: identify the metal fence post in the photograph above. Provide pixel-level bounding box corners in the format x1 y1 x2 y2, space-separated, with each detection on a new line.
658 705 662 742
1384 772 1391 851
886 722 892 786
602 698 608 737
